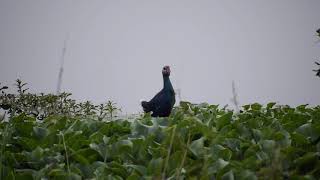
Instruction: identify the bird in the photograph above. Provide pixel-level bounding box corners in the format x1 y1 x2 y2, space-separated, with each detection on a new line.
141 66 175 117
313 61 320 77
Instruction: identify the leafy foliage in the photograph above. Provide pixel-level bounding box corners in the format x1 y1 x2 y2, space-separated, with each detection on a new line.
1 81 320 179
0 79 120 120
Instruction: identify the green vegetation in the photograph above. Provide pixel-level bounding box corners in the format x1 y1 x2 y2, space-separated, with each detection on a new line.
1 81 320 179
0 79 121 120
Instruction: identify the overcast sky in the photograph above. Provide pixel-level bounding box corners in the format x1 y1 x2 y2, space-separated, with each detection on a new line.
0 0 320 113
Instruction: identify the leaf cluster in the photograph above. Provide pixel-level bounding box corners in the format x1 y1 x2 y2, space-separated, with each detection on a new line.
1 99 320 179
0 79 120 120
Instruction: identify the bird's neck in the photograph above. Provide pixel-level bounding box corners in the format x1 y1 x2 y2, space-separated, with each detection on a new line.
163 76 173 91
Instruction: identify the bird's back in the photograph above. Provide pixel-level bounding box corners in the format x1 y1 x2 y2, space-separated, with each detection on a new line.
150 89 175 117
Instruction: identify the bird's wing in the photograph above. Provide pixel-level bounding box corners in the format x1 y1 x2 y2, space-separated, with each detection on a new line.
149 90 164 105
315 61 320 65
148 90 168 113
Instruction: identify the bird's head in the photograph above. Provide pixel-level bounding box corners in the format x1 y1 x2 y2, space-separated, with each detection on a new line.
162 66 171 76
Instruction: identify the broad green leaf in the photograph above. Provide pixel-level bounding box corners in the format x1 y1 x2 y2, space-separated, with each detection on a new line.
210 144 232 161
267 102 276 109
126 164 147 176
221 170 234 180
189 137 205 158
216 112 233 130
33 126 48 140
89 143 109 161
208 158 229 174
238 170 257 180
294 152 320 173
223 138 240 152
147 158 163 175
296 104 309 112
14 169 35 180
259 140 276 155
251 103 262 111
296 123 319 142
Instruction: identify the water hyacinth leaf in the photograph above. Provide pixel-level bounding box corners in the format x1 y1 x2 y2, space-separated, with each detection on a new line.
2 170 15 180
244 144 260 158
89 131 104 143
13 122 35 138
296 123 320 142
33 126 48 140
180 101 192 111
256 151 269 162
98 121 131 137
22 146 44 163
208 158 229 174
117 139 134 150
267 102 276 109
259 140 276 155
147 158 163 175
131 119 158 137
290 175 317 180
235 123 251 139
127 173 141 180
107 161 129 178
221 170 234 180
238 170 257 180
216 112 233 130
65 132 89 150
15 169 35 180
126 164 147 176
73 148 99 164
51 172 82 180
210 144 232 161
296 104 309 112
242 156 261 170
168 150 184 174
242 104 250 111
273 130 291 147
48 168 66 177
93 162 128 179
223 138 240 152
44 116 67 131
89 143 109 161
155 117 169 127
252 129 262 142
189 137 205 158
294 152 320 173
103 136 110 144
251 103 262 111
17 137 39 150
115 139 133 153
69 149 91 165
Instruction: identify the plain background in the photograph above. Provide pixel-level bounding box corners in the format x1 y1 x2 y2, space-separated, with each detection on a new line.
0 0 320 113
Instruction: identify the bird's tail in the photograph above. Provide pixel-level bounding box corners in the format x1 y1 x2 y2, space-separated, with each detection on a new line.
141 101 151 113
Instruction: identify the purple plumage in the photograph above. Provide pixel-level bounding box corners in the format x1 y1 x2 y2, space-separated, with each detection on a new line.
141 66 175 117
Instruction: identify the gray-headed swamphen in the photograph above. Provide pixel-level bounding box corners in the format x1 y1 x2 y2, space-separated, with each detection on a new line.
141 66 175 117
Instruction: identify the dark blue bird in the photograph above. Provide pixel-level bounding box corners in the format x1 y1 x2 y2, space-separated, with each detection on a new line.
314 61 320 77
141 66 175 117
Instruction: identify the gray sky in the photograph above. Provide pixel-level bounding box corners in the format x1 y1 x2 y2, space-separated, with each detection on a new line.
1 0 320 113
